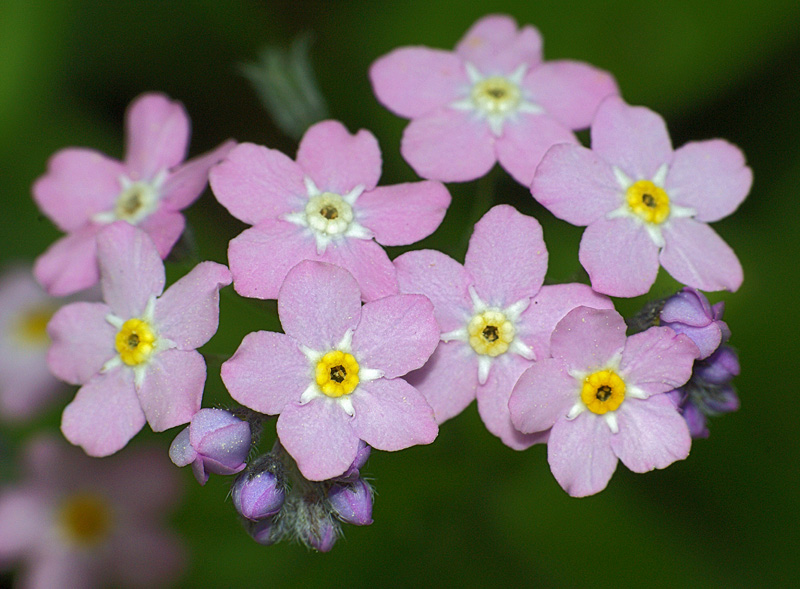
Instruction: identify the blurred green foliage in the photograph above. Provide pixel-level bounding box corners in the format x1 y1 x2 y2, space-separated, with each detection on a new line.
1 0 798 586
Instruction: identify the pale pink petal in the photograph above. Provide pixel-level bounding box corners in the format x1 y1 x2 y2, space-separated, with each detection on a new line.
591 96 673 180
0 363 66 420
356 181 451 246
532 144 621 226
611 395 691 472
124 93 190 180
352 294 438 378
136 349 204 432
525 61 619 129
137 208 186 259
404 341 478 423
34 224 102 296
620 328 698 397
579 217 660 297
210 142 306 225
393 249 472 333
660 218 743 292
509 358 576 434
61 368 146 457
369 47 466 118
548 412 618 497
97 222 165 319
0 489 49 560
296 120 382 193
351 378 438 451
455 15 542 72
46 302 115 385
277 400 360 481
321 237 400 302
401 108 496 182
154 262 231 349
161 139 236 210
32 148 125 232
278 260 362 351
550 307 626 372
494 113 577 187
221 331 309 415
465 204 547 305
665 139 752 222
20 549 92 589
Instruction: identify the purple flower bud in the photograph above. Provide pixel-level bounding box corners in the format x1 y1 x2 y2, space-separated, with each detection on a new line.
232 468 285 521
681 398 710 439
336 441 371 482
307 518 338 552
328 478 373 526
169 408 251 485
694 346 740 386
660 288 730 359
246 517 279 546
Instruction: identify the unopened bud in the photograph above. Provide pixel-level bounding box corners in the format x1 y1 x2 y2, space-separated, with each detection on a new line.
328 478 373 526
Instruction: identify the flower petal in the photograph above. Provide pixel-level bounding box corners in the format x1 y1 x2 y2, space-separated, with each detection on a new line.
620 328 699 397
136 349 205 431
550 307 626 372
161 139 236 211
509 358 576 434
107 524 186 588
46 301 114 385
33 224 102 296
320 237 399 302
124 93 190 180
0 489 49 559
137 207 186 259
455 15 542 73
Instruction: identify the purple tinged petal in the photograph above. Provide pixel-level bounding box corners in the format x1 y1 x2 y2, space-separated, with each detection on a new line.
328 479 373 526
401 107 496 182
660 288 715 327
591 96 673 180
579 217 660 297
46 301 115 385
681 401 710 439
33 225 102 296
124 93 189 180
320 238 399 303
548 411 618 497
465 205 547 306
369 47 466 118
136 349 205 432
190 409 251 470
154 261 231 349
620 328 699 396
696 346 740 385
232 471 284 521
665 139 752 222
221 331 309 415
277 401 360 481
32 148 125 232
97 222 165 318
509 358 576 434
161 139 236 211
660 218 743 292
168 427 196 467
665 323 723 360
356 181 451 246
210 142 306 225
394 249 473 333
352 294 438 378
531 143 621 226
551 307 627 371
296 120 383 193
351 378 438 451
455 15 542 72
611 394 691 472
61 368 146 457
137 207 186 259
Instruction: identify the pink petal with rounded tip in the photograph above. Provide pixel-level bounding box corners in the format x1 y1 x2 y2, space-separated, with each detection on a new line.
137 208 186 259
136 349 204 432
401 107 496 182
369 47 466 118
97 222 165 319
611 394 691 472
455 15 542 73
221 330 310 415
660 219 743 292
351 378 438 451
548 411 618 497
297 120 382 194
278 400 360 481
0 489 49 559
620 328 698 397
550 307 627 372
509 358 576 434
125 93 189 180
210 142 307 225
21 551 90 589
34 224 102 296
46 301 114 385
278 260 362 351
321 236 399 303
61 368 146 457
32 148 125 232
465 204 547 306
591 96 673 181
154 261 231 349
161 139 236 211
169 427 195 467
580 217 660 297
357 181 451 246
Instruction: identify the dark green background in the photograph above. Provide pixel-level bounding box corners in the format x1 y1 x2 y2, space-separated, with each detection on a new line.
1 1 797 586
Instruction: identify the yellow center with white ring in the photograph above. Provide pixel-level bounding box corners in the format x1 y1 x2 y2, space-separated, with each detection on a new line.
626 180 670 224
58 492 113 547
305 192 354 235
468 310 515 357
315 350 360 397
471 77 522 116
581 369 626 414
115 318 157 366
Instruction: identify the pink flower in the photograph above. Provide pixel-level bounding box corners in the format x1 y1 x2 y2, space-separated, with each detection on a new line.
210 119 451 302
47 222 232 457
370 14 618 185
394 205 613 449
221 260 439 481
33 92 235 296
0 435 186 588
532 95 752 297
509 306 700 497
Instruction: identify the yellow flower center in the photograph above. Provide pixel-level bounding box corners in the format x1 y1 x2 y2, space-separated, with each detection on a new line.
305 192 354 235
468 310 515 357
115 318 156 366
626 180 670 224
14 305 55 345
58 492 113 547
581 369 626 414
114 181 159 224
471 76 521 115
315 350 360 397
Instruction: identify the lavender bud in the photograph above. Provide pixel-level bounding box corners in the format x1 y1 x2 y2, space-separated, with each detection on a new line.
246 517 279 546
660 288 730 359
232 463 285 521
694 346 740 386
328 478 373 526
307 517 338 552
